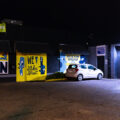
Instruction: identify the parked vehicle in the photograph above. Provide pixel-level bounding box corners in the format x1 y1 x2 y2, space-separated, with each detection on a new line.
65 64 103 81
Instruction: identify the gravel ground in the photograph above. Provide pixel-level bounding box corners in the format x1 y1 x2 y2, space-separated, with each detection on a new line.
0 79 120 120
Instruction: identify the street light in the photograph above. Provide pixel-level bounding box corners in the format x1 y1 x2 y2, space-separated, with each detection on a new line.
1 19 23 26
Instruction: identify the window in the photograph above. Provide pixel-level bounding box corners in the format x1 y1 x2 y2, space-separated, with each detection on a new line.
88 65 96 70
68 65 77 69
80 65 87 69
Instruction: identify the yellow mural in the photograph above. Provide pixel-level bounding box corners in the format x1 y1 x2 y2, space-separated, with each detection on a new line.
26 54 47 81
0 53 8 61
16 52 47 82
0 23 6 32
16 52 26 82
0 53 9 74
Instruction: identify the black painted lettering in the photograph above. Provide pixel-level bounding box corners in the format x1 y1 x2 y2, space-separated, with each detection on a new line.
0 62 7 73
28 57 31 64
32 56 34 64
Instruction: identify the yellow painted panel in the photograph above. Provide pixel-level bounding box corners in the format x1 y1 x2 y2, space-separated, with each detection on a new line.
26 54 47 81
16 52 47 82
0 23 6 32
65 54 80 73
0 53 8 61
16 52 26 82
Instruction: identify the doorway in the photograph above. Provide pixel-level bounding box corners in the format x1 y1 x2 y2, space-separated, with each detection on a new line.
116 47 120 78
97 56 104 74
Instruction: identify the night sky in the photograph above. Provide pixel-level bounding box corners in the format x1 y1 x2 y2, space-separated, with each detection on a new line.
0 0 120 45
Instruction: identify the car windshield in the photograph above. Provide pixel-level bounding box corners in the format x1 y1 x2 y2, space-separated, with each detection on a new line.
68 65 77 69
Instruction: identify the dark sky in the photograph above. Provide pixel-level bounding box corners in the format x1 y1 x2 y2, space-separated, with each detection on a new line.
0 0 120 45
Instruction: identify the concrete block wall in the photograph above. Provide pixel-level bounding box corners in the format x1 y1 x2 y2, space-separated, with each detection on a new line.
88 47 97 67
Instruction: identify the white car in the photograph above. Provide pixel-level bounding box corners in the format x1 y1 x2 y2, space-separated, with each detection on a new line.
65 64 103 81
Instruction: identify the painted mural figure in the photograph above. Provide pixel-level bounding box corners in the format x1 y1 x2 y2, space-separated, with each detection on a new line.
39 57 45 74
0 54 7 60
60 51 66 73
60 51 86 73
19 57 24 76
79 55 86 64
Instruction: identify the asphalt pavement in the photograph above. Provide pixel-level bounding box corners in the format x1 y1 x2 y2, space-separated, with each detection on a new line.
0 78 120 120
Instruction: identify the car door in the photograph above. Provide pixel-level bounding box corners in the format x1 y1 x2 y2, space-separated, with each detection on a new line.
87 65 97 78
79 64 89 78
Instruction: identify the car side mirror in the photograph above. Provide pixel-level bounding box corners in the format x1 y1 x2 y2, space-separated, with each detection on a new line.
94 68 96 71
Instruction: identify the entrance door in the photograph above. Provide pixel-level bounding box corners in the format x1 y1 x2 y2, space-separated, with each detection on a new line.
97 56 104 74
116 50 120 78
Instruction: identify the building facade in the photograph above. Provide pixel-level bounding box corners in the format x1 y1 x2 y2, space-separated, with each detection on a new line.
0 22 120 80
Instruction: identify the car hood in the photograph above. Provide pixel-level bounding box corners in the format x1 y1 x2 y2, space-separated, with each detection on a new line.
97 69 103 75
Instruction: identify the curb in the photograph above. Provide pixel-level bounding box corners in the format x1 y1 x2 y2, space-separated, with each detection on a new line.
46 78 67 82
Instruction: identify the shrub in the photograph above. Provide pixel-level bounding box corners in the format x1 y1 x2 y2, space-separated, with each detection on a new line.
46 72 65 80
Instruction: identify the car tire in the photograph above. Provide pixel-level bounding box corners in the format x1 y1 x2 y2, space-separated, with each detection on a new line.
77 74 83 81
97 73 103 80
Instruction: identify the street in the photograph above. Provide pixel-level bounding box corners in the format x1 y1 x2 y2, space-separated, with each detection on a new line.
0 79 120 120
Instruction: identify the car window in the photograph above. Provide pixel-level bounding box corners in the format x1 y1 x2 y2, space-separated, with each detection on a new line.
88 65 96 70
68 65 77 69
80 65 87 69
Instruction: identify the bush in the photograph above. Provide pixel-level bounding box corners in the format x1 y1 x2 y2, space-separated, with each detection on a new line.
46 72 65 80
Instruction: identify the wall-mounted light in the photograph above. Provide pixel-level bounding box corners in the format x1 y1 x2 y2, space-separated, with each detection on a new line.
1 19 23 26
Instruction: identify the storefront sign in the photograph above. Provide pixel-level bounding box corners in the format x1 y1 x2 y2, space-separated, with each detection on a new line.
0 23 6 32
0 53 9 74
96 45 106 56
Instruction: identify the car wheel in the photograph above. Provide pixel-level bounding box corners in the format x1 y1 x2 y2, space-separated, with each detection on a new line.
77 74 83 81
97 73 103 80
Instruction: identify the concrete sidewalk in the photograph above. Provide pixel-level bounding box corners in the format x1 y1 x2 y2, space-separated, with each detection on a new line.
0 73 53 78
0 74 16 82
0 74 16 78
